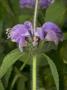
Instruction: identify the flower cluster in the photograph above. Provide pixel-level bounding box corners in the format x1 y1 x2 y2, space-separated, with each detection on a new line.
19 0 54 8
7 21 63 52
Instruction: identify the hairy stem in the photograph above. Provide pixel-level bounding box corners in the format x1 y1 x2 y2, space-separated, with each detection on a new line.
32 56 37 90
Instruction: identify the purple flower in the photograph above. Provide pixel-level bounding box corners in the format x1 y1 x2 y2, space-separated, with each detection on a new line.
19 0 54 9
34 22 63 45
7 21 63 52
42 22 63 45
19 0 35 8
39 0 54 8
9 24 30 52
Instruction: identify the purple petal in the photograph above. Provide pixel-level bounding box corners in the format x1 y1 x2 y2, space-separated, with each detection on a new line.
24 21 33 35
10 24 30 42
34 27 45 40
24 21 32 30
45 30 59 45
42 22 63 44
18 37 25 52
42 22 61 33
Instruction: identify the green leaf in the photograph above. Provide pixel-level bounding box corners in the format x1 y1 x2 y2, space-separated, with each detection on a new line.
0 80 4 90
20 42 56 66
43 54 59 90
19 52 31 65
45 0 65 26
0 49 23 79
20 52 48 66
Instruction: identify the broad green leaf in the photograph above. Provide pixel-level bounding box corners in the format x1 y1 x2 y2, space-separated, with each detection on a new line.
0 80 4 90
45 0 65 26
43 54 59 90
0 49 23 79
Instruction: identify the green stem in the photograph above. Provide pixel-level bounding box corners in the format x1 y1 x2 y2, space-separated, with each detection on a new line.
33 0 39 33
32 0 38 89
32 56 37 90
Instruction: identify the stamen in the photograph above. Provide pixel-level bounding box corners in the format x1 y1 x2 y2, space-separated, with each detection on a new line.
6 28 12 39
